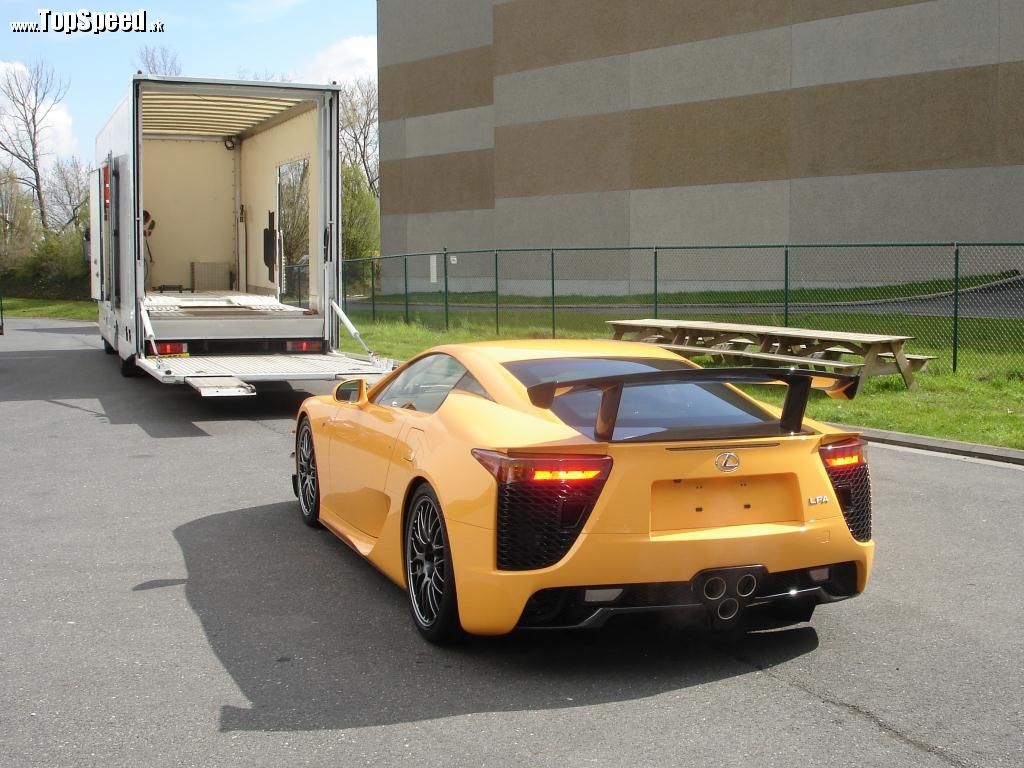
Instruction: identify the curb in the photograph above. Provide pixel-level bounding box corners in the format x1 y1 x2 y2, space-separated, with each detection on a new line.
832 423 1024 466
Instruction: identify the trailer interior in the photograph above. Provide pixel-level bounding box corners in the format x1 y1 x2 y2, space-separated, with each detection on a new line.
138 81 325 343
102 78 391 397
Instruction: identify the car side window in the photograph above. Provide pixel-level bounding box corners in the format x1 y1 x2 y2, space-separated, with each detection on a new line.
453 371 492 400
372 354 467 413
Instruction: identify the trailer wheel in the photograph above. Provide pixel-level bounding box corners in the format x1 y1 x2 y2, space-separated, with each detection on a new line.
119 354 139 377
103 339 115 354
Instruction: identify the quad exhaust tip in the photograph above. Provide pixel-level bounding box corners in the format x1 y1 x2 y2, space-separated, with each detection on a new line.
696 567 764 627
702 576 727 601
736 573 758 598
717 597 740 621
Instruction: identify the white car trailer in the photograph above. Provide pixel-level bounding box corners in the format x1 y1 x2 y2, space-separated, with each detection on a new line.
90 75 389 396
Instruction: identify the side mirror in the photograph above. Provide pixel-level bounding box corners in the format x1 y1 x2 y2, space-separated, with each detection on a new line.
333 378 368 404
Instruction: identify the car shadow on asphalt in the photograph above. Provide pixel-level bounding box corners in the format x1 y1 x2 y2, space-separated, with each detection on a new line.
164 502 820 732
0 347 319 438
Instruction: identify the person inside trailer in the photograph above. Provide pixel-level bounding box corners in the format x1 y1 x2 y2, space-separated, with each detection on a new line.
142 209 156 288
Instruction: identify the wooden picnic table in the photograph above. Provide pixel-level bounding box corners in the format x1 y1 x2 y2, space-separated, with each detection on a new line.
607 318 933 388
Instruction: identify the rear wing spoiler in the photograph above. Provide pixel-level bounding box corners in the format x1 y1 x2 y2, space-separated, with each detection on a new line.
526 367 860 441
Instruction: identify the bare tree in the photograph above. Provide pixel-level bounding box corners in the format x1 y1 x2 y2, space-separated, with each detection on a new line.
0 61 69 229
0 165 39 268
46 156 88 233
136 46 181 76
339 78 378 198
235 68 291 82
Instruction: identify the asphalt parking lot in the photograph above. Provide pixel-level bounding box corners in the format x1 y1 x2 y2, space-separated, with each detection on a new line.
1 318 1022 768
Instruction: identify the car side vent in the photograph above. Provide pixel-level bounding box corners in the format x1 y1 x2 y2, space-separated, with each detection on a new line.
496 479 607 571
819 439 872 542
828 462 872 542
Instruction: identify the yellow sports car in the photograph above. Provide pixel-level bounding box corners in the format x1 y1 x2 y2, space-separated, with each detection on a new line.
292 339 874 644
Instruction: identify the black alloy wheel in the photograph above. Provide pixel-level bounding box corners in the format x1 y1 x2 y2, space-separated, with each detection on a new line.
296 419 321 527
404 485 462 644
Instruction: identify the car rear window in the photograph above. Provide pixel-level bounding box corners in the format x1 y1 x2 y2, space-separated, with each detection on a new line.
503 357 779 442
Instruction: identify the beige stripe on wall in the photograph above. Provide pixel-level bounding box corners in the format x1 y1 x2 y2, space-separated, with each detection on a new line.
487 63 1024 200
380 149 495 215
493 0 929 76
379 46 494 122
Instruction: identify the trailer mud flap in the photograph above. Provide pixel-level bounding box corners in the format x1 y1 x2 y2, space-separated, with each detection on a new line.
185 376 256 397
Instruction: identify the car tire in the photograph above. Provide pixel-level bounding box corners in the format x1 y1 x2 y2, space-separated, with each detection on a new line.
295 418 321 528
119 354 139 377
404 485 463 645
103 338 115 354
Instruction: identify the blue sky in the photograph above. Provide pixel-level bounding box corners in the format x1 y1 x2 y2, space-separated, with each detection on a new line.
1 0 378 162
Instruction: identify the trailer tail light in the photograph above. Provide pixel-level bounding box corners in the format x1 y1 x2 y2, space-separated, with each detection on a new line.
472 450 613 571
286 339 323 353
149 341 187 356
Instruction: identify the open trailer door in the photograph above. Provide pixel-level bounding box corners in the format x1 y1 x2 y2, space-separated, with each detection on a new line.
88 168 104 301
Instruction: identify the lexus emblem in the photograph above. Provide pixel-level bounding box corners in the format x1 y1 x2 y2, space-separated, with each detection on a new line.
715 452 740 472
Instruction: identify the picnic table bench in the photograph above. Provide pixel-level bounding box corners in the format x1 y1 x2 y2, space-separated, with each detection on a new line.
608 318 935 388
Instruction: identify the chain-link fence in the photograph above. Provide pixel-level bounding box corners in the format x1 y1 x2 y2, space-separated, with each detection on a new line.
281 262 310 308
342 243 1024 378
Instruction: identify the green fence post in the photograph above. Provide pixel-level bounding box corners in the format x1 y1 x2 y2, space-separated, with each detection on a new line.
783 246 790 327
443 247 449 331
371 258 376 322
550 248 556 338
494 249 500 335
403 255 409 324
653 247 659 319
952 242 960 373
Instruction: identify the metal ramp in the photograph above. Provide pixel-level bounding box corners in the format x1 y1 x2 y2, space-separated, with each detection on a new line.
136 353 393 396
186 376 257 397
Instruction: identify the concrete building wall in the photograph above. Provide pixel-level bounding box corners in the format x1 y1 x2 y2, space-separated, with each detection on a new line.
378 0 1024 272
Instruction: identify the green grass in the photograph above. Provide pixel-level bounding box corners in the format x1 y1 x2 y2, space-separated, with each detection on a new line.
346 307 1024 369
749 375 1024 450
340 312 1024 450
1 297 96 321
8 297 1021 449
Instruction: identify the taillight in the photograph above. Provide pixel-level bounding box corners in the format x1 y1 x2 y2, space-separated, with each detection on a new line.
472 450 612 485
149 341 187 356
819 437 872 543
473 449 613 571
819 438 867 469
286 339 323 353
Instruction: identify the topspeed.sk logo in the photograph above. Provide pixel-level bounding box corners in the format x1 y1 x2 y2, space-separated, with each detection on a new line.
10 9 164 33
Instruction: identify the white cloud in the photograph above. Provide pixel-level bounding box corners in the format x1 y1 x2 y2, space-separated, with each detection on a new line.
230 0 309 23
0 60 79 167
43 102 78 160
292 35 377 85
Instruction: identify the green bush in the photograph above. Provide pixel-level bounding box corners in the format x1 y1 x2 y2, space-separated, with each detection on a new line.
0 229 89 299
